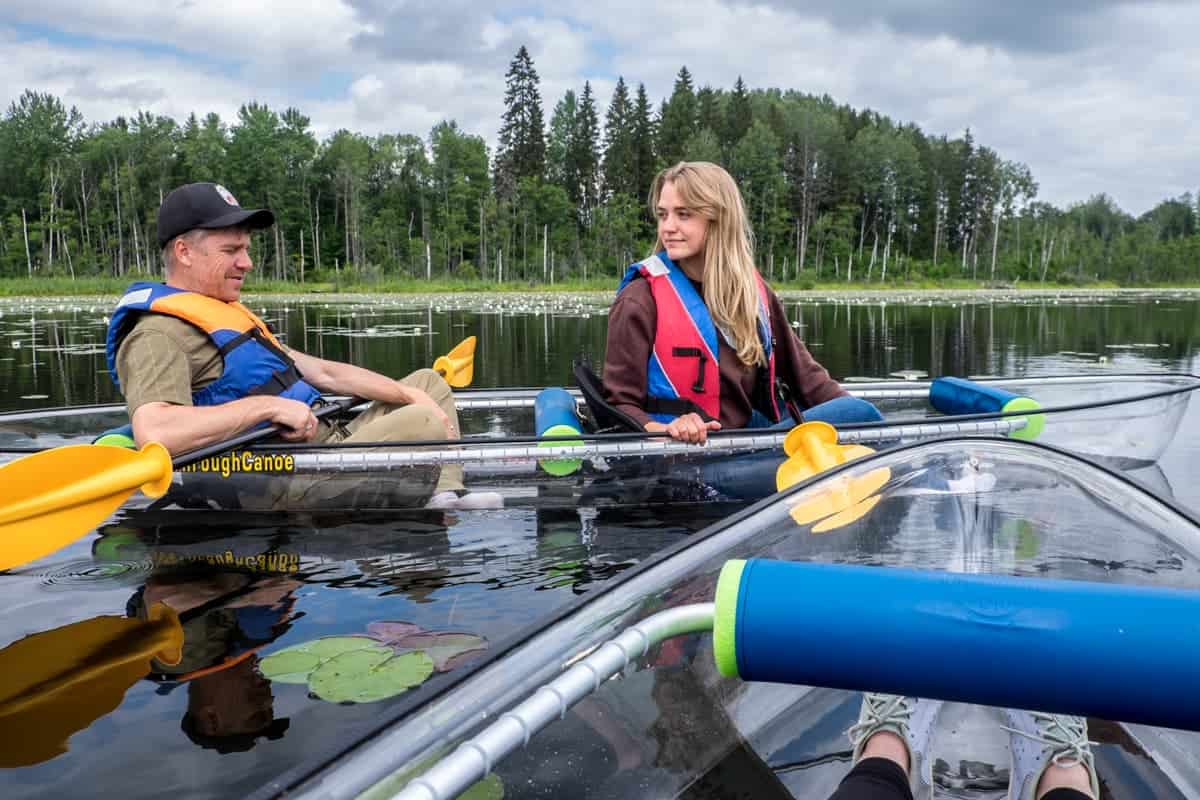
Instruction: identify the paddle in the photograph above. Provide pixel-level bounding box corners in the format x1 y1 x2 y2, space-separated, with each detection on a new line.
0 602 183 767
433 335 476 388
0 337 477 572
773 421 890 532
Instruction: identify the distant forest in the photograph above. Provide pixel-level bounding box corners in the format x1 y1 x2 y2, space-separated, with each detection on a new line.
1 45 1197 287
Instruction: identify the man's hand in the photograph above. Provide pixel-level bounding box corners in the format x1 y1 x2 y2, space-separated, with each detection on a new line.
401 385 455 437
269 397 319 442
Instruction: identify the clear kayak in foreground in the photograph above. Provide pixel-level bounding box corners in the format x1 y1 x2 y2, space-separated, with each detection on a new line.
269 436 1200 800
0 373 1195 513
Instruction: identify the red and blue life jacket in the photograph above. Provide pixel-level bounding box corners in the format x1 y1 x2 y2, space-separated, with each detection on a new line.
106 282 321 408
617 252 783 425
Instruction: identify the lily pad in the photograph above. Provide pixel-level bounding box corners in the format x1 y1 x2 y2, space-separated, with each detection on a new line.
259 636 386 684
366 621 424 643
309 649 434 703
367 622 488 671
391 632 488 671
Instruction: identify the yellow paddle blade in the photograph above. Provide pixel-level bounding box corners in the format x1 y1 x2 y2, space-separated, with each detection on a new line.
0 602 182 767
776 421 876 491
433 335 476 388
811 493 883 534
0 443 173 571
789 467 892 532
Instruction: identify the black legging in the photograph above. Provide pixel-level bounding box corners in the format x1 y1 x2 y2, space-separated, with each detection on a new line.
829 758 1092 800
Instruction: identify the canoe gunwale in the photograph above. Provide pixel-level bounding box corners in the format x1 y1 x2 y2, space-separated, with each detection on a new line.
1 371 1196 424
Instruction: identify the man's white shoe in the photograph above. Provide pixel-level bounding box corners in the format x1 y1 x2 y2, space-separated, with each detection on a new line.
424 490 504 510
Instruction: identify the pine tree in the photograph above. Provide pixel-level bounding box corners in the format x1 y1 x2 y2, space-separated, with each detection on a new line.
494 45 546 199
567 81 600 225
601 77 635 200
696 86 722 140
657 67 697 167
724 76 753 151
631 82 657 200
545 90 577 188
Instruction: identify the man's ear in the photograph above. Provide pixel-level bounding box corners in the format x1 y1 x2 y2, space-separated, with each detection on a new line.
173 235 193 269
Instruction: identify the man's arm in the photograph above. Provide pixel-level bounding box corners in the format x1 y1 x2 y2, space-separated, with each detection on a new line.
131 395 317 454
118 323 317 455
287 350 452 433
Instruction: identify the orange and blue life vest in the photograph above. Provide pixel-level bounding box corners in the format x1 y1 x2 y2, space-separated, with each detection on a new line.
106 282 321 408
617 252 783 424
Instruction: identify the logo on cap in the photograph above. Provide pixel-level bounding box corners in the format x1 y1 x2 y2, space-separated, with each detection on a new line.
214 184 240 207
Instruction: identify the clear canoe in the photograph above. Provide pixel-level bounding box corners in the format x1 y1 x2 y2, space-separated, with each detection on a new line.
268 435 1200 800
0 373 1196 512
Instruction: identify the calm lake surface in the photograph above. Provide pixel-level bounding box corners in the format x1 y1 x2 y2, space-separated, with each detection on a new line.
1 289 1199 799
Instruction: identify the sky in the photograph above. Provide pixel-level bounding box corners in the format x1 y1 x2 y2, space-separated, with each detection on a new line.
1 0 1197 216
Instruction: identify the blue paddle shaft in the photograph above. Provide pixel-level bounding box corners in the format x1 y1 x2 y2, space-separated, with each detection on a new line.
728 560 1200 731
534 388 581 437
930 376 1018 415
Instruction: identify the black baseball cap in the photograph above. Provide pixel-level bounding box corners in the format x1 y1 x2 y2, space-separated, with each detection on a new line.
157 182 275 249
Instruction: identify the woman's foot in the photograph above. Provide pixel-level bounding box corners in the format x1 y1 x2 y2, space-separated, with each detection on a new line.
847 693 944 799
1003 710 1098 800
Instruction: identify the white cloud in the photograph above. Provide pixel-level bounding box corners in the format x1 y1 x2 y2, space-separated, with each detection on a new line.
3 1 1197 214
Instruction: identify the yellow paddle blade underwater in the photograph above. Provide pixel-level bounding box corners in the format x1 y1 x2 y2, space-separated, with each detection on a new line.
0 443 172 571
0 602 183 767
433 336 476 388
774 421 890 532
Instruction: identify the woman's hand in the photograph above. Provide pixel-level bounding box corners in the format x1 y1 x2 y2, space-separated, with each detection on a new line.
646 413 722 444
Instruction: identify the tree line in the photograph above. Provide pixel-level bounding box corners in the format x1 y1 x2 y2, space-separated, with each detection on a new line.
1 45 1197 287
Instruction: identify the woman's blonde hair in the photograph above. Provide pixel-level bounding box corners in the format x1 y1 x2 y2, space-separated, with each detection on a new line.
649 162 765 368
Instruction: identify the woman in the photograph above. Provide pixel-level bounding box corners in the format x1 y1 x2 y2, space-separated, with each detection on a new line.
603 161 882 445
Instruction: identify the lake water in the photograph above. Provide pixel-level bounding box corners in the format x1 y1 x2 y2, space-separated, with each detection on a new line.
1 289 1198 799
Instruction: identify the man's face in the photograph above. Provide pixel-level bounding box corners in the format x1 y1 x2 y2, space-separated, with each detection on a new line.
172 228 254 302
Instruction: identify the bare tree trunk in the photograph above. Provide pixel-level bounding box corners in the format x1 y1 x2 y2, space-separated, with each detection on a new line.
300 227 306 283
990 206 1002 280
314 191 322 273
343 190 351 268
21 208 33 277
794 218 800 278
1039 233 1055 283
47 163 58 269
932 201 942 267
113 160 125 276
542 224 548 283
80 167 92 252
882 211 894 282
867 229 878 282
64 234 75 280
857 200 868 259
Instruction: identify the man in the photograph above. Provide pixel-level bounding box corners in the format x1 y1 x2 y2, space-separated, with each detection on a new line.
106 182 498 510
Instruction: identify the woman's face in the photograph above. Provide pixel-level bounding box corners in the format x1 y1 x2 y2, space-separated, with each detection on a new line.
656 180 709 276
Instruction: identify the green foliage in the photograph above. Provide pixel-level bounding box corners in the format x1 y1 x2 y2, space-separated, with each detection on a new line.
0 51 1196 289
494 45 545 199
657 66 697 167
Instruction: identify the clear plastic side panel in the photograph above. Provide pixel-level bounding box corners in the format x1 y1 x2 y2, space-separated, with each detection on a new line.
342 439 1200 800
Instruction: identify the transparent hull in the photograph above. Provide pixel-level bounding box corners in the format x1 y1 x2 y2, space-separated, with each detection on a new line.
285 437 1200 800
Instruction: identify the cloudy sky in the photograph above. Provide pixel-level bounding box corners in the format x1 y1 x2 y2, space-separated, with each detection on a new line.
2 1 1196 215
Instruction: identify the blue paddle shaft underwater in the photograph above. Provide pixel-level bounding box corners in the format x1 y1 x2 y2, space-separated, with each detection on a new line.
714 559 1200 731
